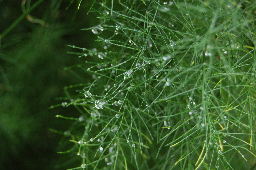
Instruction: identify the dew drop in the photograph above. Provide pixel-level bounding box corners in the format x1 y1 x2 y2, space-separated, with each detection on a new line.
218 149 222 154
164 121 170 129
159 7 170 12
124 69 133 79
109 146 114 153
115 114 120 119
78 140 84 145
104 84 111 91
81 153 86 158
115 24 120 35
164 78 171 87
83 91 92 98
163 55 171 61
61 102 68 107
99 146 104 152
170 41 175 47
163 1 174 6
91 112 100 118
97 52 106 59
227 4 232 8
205 51 212 57
78 116 84 122
111 125 118 132
103 10 110 15
135 62 141 68
81 164 86 168
113 100 123 106
95 100 106 110
64 130 71 136
89 48 97 56
91 25 104 35
148 40 153 48
107 162 112 166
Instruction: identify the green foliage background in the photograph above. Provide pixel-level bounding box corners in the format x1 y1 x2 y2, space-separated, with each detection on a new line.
0 0 92 169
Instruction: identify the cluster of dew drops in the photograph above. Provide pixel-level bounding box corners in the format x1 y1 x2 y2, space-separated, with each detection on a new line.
67 2 232 168
78 137 118 168
77 89 123 168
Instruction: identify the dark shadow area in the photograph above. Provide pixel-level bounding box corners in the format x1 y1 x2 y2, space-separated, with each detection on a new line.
0 0 93 169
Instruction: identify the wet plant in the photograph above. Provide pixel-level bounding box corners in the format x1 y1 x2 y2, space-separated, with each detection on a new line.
57 0 256 169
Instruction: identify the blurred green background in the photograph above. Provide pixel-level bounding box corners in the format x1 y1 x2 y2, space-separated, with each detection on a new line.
0 0 93 169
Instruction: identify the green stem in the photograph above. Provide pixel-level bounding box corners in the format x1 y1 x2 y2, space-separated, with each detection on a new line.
0 0 45 40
